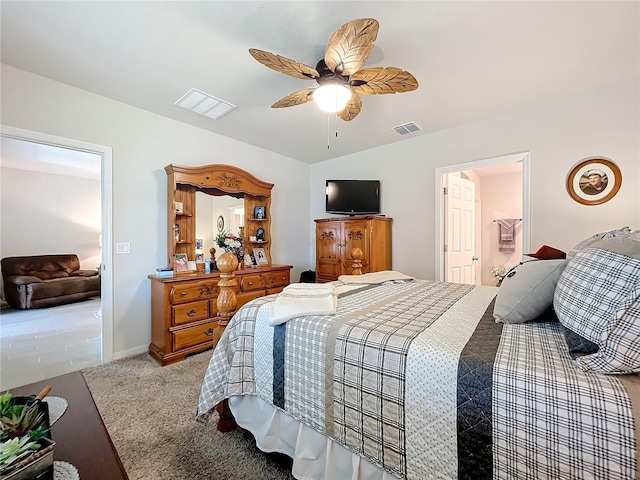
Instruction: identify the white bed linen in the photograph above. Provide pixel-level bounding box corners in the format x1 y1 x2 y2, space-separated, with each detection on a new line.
229 395 396 480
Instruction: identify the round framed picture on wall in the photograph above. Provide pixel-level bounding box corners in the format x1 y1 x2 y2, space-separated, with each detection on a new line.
217 215 225 232
566 158 622 206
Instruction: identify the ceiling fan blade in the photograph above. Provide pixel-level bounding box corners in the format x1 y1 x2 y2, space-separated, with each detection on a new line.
271 88 316 108
349 67 419 95
249 48 319 80
324 18 379 76
337 92 362 122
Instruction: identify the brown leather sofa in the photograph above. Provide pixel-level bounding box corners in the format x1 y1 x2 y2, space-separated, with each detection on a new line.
1 254 100 309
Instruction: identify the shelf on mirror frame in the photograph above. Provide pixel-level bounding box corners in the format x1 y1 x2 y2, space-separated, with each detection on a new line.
175 212 193 217
248 218 266 221
249 240 268 244
176 241 193 244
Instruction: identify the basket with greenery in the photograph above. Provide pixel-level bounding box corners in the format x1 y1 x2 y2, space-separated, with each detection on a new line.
0 389 54 478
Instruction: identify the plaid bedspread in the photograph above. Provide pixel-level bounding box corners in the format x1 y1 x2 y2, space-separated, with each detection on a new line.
197 280 638 480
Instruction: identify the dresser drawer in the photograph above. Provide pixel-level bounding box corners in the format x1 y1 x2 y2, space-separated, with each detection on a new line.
169 281 218 305
266 286 286 295
240 274 264 292
172 322 216 351
236 290 265 310
172 300 210 326
262 271 290 289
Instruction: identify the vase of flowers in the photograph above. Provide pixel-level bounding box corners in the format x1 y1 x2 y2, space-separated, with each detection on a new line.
490 264 508 286
215 231 244 269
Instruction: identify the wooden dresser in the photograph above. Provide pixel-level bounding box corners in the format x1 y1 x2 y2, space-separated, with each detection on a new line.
315 216 392 282
149 265 291 365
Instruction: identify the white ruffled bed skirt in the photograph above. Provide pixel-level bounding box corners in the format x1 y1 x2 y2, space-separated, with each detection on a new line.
229 395 395 480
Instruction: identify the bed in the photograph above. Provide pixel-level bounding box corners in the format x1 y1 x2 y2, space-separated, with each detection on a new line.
197 232 640 480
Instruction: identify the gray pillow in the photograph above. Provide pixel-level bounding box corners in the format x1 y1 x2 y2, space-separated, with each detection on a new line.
567 226 631 260
493 259 566 324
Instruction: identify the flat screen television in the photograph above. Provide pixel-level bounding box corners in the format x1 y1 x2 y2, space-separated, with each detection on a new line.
325 179 381 215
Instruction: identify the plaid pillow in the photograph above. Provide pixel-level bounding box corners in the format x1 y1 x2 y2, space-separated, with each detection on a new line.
554 241 640 374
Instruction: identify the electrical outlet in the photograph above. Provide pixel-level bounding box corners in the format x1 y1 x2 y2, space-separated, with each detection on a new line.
116 242 131 254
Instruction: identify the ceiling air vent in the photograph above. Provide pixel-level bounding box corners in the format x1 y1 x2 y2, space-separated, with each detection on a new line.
392 122 422 136
174 88 236 120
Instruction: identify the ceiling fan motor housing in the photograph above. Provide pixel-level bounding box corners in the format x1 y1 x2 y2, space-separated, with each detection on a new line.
315 59 349 86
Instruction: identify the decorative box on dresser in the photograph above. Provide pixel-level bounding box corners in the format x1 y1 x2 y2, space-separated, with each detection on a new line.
150 163 291 366
315 216 392 282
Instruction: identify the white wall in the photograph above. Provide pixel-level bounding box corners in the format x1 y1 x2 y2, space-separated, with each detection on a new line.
310 77 640 280
1 64 311 359
480 171 523 286
0 167 102 293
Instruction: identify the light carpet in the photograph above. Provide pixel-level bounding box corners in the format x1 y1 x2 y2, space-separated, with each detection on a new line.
83 351 295 480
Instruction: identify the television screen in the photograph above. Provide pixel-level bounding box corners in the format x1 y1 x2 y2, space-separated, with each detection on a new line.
325 180 380 215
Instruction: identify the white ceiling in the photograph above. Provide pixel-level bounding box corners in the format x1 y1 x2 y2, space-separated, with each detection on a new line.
1 1 638 164
1 136 101 180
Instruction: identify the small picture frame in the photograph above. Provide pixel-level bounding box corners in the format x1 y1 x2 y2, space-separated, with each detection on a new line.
252 247 268 265
175 202 184 214
254 206 266 220
195 253 204 263
195 238 203 250
566 158 622 206
217 215 225 232
174 253 189 272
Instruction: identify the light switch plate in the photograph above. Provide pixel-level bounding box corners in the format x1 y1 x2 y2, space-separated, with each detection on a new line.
116 242 130 254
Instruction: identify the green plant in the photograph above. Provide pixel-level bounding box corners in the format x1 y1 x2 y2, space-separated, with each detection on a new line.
0 392 47 441
0 435 41 470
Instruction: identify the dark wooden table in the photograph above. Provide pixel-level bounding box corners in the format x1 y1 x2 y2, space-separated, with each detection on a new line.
9 371 129 479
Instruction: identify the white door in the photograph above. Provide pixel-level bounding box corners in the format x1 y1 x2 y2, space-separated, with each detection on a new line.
445 175 476 284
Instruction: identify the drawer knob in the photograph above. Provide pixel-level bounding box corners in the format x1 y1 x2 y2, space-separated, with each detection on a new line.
187 309 198 316
205 328 214 336
248 282 253 286
181 292 187 296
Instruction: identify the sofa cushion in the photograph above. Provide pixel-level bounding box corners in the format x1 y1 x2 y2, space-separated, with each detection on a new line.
7 275 43 285
28 276 101 301
1 254 80 280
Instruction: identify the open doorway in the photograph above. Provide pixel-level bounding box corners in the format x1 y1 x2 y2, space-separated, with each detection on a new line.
435 152 530 285
0 126 113 389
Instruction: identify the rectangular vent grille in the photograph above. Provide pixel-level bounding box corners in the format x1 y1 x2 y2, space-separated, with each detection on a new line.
174 88 236 120
392 122 422 136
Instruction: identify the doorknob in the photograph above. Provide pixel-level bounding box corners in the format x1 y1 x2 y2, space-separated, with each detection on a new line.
472 256 478 261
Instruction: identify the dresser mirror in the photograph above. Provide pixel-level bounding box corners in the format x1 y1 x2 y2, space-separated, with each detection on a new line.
166 164 273 269
195 191 244 259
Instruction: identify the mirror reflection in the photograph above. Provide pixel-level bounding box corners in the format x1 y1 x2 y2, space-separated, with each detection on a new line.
195 191 244 256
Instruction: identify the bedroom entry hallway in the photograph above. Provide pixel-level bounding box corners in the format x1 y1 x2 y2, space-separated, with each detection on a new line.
0 126 114 391
436 152 530 286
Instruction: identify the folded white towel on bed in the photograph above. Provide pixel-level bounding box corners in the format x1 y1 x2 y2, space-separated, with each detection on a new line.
269 283 337 326
338 270 415 285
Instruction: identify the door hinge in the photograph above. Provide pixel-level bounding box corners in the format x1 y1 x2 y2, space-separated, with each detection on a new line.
443 187 448 195
443 244 448 252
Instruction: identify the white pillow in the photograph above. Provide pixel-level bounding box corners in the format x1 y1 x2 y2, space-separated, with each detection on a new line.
493 259 566 324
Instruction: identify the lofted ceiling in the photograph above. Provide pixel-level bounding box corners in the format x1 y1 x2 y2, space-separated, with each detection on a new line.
1 1 638 164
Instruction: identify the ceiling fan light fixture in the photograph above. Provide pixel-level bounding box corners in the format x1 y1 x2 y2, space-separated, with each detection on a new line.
313 84 351 113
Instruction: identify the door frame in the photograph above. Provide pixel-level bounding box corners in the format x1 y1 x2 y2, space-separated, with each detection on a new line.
1 125 114 363
435 151 531 282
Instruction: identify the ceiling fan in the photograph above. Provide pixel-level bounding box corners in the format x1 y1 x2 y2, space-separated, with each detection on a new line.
249 18 418 121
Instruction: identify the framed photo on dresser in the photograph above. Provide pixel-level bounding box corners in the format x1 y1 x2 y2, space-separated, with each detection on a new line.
252 247 268 265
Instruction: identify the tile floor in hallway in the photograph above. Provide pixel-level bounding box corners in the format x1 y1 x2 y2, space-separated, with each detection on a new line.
0 297 102 390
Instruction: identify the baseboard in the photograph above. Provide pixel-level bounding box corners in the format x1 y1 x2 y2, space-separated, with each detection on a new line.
111 345 149 362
